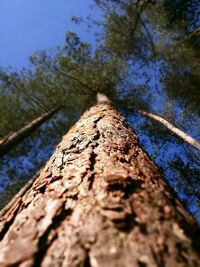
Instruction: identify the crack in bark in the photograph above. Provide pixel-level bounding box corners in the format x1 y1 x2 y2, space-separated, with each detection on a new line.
81 116 102 191
88 151 97 191
83 251 91 267
88 129 100 190
32 206 72 267
0 200 22 241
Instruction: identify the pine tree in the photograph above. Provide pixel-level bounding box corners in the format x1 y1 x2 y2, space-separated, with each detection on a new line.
0 94 199 266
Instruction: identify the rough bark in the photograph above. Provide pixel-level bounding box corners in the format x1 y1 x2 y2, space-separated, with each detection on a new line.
0 172 39 218
0 94 199 267
139 109 200 151
0 107 60 158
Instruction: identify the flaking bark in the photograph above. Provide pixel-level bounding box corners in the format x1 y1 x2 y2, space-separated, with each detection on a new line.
0 94 199 267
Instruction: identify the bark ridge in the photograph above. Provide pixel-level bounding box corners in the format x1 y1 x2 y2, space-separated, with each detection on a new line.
0 99 199 267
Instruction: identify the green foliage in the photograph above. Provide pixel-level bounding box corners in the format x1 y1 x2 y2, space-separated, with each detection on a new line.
93 0 200 221
95 0 155 61
162 0 200 31
0 0 199 221
0 30 129 139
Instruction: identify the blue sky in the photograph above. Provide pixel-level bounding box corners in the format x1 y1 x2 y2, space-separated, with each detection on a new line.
0 0 94 68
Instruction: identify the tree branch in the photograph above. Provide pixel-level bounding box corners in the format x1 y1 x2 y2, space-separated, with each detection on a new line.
53 66 92 94
176 27 200 45
139 15 156 56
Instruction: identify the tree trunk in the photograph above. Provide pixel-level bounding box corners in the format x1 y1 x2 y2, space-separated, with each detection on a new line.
138 109 200 151
0 107 60 158
0 94 199 267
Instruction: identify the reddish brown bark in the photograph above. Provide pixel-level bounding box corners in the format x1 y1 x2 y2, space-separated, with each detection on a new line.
0 107 60 158
0 94 199 266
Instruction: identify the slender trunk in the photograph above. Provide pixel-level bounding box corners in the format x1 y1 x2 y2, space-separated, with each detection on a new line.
0 94 199 266
0 107 60 158
139 109 200 151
